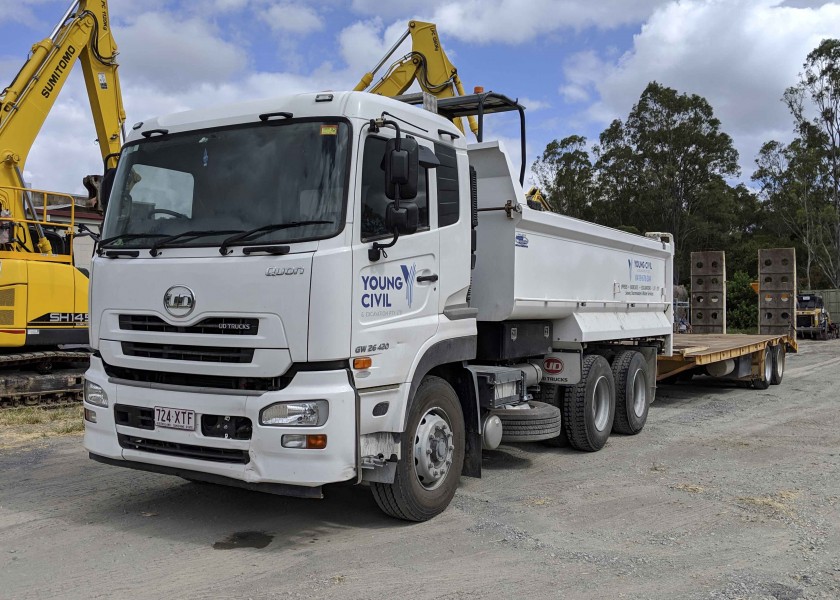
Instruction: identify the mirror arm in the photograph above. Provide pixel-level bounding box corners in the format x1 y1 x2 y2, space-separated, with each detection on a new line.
368 231 400 262
371 117 402 149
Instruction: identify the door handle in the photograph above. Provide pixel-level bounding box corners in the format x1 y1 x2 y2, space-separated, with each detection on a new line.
417 274 438 283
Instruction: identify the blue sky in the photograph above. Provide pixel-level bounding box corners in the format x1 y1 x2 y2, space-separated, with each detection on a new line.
1 0 838 193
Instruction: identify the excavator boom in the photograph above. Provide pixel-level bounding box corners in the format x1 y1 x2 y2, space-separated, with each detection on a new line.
354 21 478 136
0 0 125 183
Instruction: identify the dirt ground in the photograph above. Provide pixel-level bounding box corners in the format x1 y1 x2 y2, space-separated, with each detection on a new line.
1 340 839 600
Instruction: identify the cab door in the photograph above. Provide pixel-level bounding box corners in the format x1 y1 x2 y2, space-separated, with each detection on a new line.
351 134 439 389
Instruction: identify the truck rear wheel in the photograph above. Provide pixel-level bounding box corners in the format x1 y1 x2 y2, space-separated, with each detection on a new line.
562 354 615 452
532 384 569 447
770 344 785 385
611 350 650 435
370 376 465 522
752 348 772 390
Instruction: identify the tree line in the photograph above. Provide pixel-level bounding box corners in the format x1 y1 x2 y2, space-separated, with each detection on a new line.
533 39 840 289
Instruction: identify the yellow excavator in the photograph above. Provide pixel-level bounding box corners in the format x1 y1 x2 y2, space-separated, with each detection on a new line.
353 20 479 137
0 0 125 382
354 21 539 205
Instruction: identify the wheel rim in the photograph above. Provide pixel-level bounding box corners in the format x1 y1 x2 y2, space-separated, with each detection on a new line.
592 375 611 432
775 348 785 378
631 368 647 418
764 350 773 382
413 407 454 491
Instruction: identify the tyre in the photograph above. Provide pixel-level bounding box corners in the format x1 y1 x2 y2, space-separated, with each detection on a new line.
611 350 650 435
530 385 568 447
752 348 772 390
770 344 785 385
531 383 562 408
490 400 563 443
562 354 615 452
370 376 465 522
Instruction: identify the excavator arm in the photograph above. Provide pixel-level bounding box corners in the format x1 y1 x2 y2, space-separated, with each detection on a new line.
0 0 125 252
354 21 478 137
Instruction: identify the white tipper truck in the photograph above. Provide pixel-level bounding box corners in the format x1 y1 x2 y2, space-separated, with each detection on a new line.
83 91 674 521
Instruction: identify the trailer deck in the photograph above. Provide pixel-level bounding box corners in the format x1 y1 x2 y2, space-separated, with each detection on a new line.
657 333 796 381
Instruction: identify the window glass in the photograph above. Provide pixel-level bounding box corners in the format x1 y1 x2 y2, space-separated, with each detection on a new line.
101 120 349 248
361 136 428 241
435 142 459 227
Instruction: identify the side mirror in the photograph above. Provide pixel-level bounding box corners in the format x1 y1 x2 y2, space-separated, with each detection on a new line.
384 137 418 200
99 168 118 215
385 201 419 235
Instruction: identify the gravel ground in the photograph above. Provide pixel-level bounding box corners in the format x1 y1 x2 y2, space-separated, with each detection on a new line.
1 339 838 599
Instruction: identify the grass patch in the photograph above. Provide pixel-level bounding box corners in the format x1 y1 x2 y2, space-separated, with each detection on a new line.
0 405 85 449
672 483 705 493
737 490 800 518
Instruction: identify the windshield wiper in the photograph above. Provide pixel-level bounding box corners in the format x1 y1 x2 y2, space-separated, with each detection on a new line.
219 221 332 255
149 229 242 257
98 233 167 250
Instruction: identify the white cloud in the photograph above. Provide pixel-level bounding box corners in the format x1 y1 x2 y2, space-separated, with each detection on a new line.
559 51 610 104
566 0 840 175
429 0 670 44
114 12 249 92
210 0 251 11
348 0 672 38
518 97 551 111
260 4 324 35
0 0 53 27
338 19 413 81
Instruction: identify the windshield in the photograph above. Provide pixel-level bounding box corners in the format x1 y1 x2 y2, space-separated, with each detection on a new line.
101 120 350 248
798 295 823 309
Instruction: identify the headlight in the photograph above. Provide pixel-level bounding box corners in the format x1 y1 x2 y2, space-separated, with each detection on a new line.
260 400 328 427
84 380 109 407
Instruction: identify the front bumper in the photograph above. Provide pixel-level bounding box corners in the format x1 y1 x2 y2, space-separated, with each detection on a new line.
83 356 358 489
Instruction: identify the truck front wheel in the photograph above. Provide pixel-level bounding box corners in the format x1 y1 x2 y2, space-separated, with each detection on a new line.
370 376 465 522
611 350 650 435
562 354 615 451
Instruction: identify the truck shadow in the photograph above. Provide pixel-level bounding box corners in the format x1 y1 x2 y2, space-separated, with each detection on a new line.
0 443 421 550
654 379 756 408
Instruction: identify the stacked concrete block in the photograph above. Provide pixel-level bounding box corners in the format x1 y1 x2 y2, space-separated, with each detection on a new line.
690 251 726 334
758 248 796 336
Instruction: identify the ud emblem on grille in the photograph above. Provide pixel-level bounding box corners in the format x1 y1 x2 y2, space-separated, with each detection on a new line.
163 285 195 317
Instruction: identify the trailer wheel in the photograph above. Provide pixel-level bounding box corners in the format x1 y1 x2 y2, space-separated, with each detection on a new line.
370 376 464 522
611 350 650 435
490 400 563 443
752 348 773 390
562 354 615 452
770 344 785 385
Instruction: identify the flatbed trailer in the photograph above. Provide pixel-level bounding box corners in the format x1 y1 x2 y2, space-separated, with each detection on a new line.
657 333 796 387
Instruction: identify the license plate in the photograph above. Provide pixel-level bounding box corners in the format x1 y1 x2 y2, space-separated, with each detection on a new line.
154 406 196 431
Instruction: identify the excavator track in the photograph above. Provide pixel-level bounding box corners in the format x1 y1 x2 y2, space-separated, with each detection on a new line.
0 351 90 408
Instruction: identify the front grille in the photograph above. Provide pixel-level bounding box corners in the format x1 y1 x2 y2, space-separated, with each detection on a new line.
0 310 13 326
796 315 813 328
122 342 254 363
114 404 154 430
119 315 259 336
118 434 250 464
104 362 287 392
